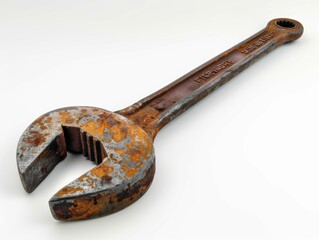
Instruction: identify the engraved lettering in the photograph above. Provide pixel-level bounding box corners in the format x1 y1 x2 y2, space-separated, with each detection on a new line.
192 60 234 86
150 59 235 108
239 33 274 54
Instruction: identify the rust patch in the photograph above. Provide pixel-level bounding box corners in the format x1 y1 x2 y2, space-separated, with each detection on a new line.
105 114 120 127
44 117 52 123
90 162 113 177
56 187 83 197
123 166 138 178
59 111 75 124
126 147 143 162
69 194 105 220
101 175 112 183
50 162 155 220
110 125 127 142
25 131 49 146
81 120 106 138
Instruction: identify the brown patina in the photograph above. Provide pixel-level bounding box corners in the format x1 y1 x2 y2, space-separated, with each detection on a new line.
17 18 303 221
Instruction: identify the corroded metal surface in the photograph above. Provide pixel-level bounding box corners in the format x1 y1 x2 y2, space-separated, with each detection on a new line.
17 107 154 220
17 18 303 221
117 18 304 138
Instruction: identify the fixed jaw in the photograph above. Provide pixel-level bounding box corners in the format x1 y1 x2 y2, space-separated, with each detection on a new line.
17 106 155 220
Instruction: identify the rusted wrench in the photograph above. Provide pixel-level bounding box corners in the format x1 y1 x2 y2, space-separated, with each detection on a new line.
17 18 303 220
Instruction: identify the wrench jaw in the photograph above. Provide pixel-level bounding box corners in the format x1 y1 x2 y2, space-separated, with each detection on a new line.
17 106 156 220
17 117 67 193
49 159 155 221
17 134 67 193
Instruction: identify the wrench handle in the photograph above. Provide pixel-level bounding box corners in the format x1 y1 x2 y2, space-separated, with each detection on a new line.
117 18 303 138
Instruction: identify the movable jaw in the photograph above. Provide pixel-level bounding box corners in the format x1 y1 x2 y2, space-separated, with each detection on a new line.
17 106 155 220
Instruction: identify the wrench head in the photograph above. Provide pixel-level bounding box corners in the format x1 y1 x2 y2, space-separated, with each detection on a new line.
17 106 155 220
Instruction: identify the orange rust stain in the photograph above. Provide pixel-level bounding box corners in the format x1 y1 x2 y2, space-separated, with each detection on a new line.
78 175 86 182
124 167 139 178
68 192 120 220
59 165 154 220
102 175 112 182
25 131 48 146
124 135 151 162
44 117 52 123
109 192 119 206
110 125 127 142
132 127 145 140
77 174 96 188
81 120 107 138
127 147 143 162
111 148 126 156
90 163 113 177
65 185 149 220
38 121 48 130
56 186 83 197
69 195 105 220
59 111 74 124
66 192 121 220
131 127 153 152
34 115 46 125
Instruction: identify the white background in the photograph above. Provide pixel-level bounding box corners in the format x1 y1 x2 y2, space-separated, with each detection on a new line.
1 0 319 239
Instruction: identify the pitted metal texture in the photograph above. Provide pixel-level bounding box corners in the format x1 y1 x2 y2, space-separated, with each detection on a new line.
16 18 303 221
17 106 155 220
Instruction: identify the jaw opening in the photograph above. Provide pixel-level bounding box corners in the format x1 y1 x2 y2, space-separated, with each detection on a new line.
17 106 156 220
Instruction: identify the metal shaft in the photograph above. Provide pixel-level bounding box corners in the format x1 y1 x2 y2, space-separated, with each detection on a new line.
117 18 303 139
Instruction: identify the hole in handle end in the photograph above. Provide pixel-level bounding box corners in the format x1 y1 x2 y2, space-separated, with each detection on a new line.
267 18 304 43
